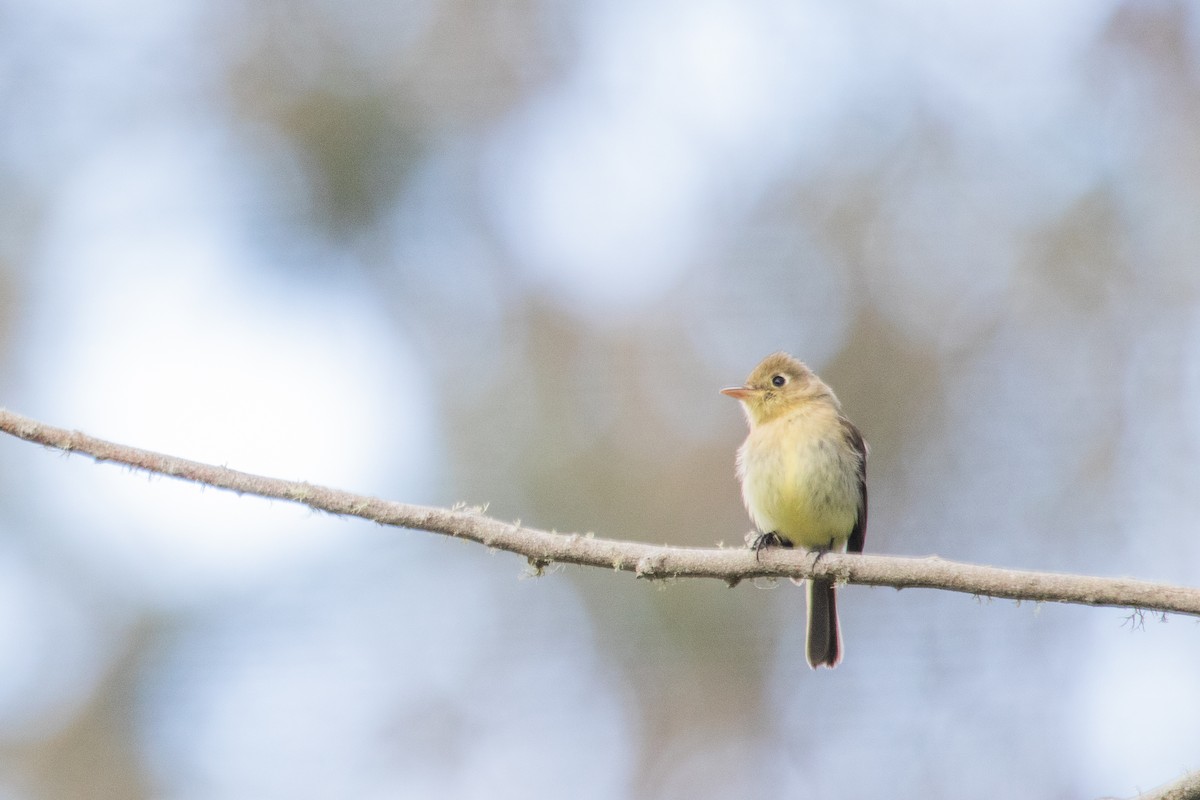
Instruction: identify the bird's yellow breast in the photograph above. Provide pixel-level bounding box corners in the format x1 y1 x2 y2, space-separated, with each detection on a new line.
736 403 860 550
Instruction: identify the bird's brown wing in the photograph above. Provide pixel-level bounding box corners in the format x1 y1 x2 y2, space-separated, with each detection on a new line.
841 417 868 554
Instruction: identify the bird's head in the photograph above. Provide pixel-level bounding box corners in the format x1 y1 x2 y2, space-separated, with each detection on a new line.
721 352 837 427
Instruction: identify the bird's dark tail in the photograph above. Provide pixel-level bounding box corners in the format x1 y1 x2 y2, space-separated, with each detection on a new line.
805 578 842 669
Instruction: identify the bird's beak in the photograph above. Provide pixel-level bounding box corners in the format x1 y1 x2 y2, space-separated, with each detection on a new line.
720 386 755 400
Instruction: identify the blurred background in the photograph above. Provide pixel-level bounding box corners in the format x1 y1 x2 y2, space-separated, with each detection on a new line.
1 0 1199 797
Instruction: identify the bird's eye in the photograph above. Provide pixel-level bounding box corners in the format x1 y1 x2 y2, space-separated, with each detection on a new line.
771 374 787 387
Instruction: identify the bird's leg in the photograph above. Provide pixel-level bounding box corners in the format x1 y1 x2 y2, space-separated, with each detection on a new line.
809 541 835 568
750 531 792 562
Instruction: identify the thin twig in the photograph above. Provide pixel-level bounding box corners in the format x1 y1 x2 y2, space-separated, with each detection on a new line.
1 408 1199 617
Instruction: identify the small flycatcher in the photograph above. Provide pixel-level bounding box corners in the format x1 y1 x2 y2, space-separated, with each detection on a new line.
722 352 867 668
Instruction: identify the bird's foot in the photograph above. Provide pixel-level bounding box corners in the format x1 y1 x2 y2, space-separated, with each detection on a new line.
750 531 792 562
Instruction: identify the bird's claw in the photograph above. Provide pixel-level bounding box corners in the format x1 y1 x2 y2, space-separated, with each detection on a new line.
750 531 792 562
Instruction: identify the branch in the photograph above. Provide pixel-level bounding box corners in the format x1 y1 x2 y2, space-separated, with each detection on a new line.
1128 770 1200 800
1 408 1198 618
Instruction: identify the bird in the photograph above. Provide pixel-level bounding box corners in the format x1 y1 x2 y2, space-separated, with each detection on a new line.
721 352 867 668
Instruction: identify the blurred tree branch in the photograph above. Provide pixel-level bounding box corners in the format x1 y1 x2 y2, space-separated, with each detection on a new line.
1126 769 1200 800
2 408 1199 618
